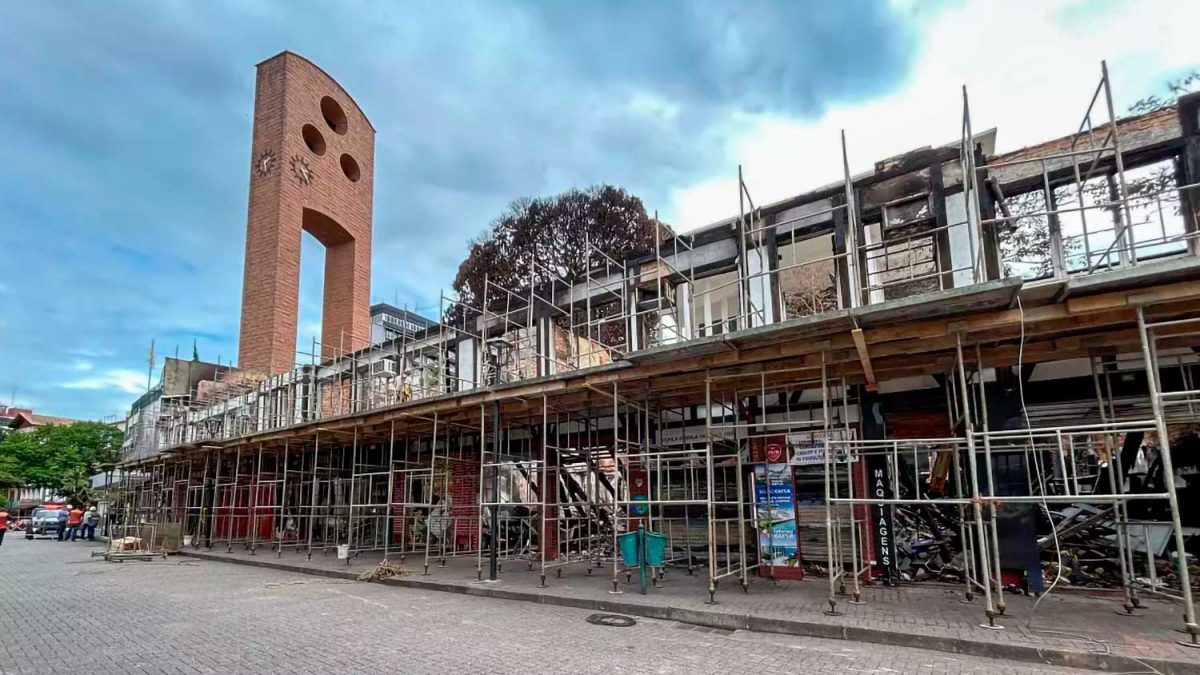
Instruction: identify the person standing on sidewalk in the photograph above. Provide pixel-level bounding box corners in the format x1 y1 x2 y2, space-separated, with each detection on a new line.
65 505 83 541
0 507 9 547
56 507 69 541
82 506 99 541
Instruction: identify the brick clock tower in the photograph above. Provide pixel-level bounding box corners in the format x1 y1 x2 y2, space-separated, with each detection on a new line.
237 51 374 375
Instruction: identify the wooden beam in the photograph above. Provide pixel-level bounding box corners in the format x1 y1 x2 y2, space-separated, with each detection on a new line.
851 328 878 392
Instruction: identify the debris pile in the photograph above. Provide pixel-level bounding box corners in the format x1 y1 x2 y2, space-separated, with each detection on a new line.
885 501 1199 592
358 560 409 582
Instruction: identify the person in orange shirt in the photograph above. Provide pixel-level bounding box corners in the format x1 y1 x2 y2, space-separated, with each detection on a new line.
0 508 9 547
65 505 84 541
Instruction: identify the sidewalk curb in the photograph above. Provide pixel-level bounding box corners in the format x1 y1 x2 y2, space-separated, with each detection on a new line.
181 550 1191 674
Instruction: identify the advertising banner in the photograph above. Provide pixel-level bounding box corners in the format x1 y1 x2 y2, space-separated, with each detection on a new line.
788 438 827 466
753 464 802 579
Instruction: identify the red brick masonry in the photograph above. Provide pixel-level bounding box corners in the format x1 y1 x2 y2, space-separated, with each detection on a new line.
238 52 375 374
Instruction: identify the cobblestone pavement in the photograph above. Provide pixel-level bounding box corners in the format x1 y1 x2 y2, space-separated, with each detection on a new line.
0 538 1095 675
191 545 1200 671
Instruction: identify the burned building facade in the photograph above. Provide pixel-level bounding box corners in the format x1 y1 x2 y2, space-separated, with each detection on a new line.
115 63 1200 641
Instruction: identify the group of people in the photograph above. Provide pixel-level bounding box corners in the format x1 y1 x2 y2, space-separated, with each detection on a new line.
56 505 100 541
0 504 102 548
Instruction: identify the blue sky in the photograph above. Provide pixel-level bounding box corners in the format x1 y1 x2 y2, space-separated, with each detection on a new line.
0 0 1194 420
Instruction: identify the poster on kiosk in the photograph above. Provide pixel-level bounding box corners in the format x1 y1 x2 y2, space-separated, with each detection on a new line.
752 436 802 579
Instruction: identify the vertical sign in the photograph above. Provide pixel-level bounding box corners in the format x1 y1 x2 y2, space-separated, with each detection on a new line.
753 464 802 579
627 464 650 528
866 453 898 581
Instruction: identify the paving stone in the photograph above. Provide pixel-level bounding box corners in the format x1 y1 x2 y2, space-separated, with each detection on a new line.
0 538 1102 674
188 544 1200 673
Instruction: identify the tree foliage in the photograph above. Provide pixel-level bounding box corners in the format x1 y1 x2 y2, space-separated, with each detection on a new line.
994 71 1199 279
1127 71 1200 116
448 185 660 325
0 422 122 505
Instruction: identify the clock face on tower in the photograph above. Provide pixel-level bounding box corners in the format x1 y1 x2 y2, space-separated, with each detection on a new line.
255 150 275 178
290 155 314 186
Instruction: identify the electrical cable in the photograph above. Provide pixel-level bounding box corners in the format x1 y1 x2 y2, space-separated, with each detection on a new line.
1012 294 1163 675
1013 295 1066 620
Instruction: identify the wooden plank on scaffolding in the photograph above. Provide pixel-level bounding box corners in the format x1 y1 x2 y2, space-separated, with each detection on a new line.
1063 256 1200 299
1069 279 1200 313
152 275 1200 459
1127 280 1200 306
851 328 877 392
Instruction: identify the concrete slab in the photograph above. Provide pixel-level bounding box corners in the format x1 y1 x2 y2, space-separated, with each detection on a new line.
853 278 1022 329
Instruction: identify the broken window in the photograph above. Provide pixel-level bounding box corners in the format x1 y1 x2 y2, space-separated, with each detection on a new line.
863 220 940 301
1122 159 1188 261
996 188 1053 280
1055 173 1116 272
776 233 838 319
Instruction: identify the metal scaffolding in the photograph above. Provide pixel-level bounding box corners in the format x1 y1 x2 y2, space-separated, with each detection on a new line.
112 59 1200 643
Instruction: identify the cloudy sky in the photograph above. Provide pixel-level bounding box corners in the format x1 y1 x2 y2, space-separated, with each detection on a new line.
0 0 1195 420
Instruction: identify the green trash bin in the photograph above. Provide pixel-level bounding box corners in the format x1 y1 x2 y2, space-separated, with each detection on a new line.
644 531 667 566
619 529 667 567
618 531 639 565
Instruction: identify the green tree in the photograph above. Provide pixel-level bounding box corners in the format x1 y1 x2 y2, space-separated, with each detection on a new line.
0 430 54 488
0 422 121 505
0 451 21 490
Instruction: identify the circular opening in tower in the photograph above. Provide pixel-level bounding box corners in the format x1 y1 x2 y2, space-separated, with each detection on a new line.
301 124 326 156
320 96 348 135
340 154 360 182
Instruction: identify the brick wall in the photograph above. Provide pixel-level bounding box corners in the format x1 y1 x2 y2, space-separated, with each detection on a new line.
317 379 352 418
391 475 406 543
238 52 375 375
449 461 479 549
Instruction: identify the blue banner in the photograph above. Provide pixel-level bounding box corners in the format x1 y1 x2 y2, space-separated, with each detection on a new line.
754 464 798 568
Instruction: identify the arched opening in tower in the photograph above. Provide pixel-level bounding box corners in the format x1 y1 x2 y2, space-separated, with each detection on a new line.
302 207 364 360
296 229 325 365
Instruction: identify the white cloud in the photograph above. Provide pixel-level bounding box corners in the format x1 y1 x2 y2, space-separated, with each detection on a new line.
66 347 115 359
61 369 148 395
666 0 1200 232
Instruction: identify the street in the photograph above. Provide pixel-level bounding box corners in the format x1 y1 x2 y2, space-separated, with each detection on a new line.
0 538 1092 674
